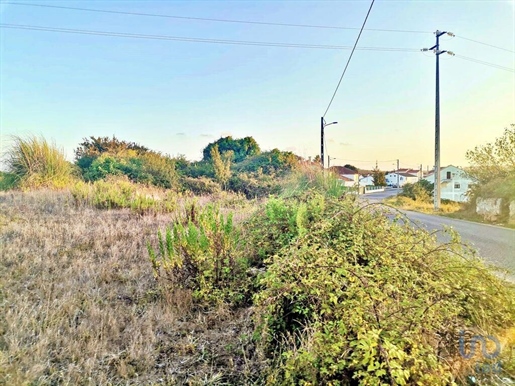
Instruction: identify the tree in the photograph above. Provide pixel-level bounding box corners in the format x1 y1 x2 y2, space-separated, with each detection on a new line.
465 124 515 185
202 136 260 163
211 145 231 189
344 164 358 172
313 155 321 164
372 166 386 186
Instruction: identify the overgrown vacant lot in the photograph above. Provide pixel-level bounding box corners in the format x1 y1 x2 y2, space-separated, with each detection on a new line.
0 191 264 385
2 186 515 385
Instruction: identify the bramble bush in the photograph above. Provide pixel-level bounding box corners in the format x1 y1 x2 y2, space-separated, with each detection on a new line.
247 190 515 385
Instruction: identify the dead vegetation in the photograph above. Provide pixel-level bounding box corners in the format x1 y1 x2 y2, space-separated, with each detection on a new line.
0 190 265 385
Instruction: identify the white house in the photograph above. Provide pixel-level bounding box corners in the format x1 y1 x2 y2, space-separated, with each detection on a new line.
330 166 359 188
359 175 375 187
424 165 475 202
385 172 419 187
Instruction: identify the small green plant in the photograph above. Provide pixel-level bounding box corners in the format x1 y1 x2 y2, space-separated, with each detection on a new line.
147 203 249 306
5 135 75 190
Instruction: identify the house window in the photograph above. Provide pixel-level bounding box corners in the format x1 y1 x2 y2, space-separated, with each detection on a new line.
446 171 451 179
454 183 461 189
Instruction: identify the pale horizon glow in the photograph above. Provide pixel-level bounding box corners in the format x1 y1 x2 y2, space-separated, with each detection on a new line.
1 0 514 172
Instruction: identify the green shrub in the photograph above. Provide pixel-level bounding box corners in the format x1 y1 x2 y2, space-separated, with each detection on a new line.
5 135 75 190
233 149 299 175
228 172 282 198
147 203 250 306
181 176 222 195
70 177 177 214
281 164 347 199
253 193 515 385
400 180 434 202
0 171 18 191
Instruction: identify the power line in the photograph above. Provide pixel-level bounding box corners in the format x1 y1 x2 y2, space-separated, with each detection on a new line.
7 2 431 34
323 0 375 118
454 54 515 73
0 23 421 52
1 24 512 73
456 35 514 54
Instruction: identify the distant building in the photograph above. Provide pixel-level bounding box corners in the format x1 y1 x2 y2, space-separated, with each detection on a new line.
385 172 419 187
359 175 375 187
424 165 475 202
330 166 359 188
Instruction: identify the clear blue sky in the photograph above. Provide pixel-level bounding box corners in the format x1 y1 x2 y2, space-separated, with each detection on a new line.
1 0 514 171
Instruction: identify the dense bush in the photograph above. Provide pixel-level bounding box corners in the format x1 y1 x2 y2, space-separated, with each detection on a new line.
247 190 515 385
74 136 149 170
233 149 299 175
70 176 177 214
202 136 260 163
5 136 75 190
181 176 221 195
400 179 434 202
228 172 282 198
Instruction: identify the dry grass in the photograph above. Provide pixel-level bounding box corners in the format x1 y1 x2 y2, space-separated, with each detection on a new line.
0 190 265 385
384 195 463 214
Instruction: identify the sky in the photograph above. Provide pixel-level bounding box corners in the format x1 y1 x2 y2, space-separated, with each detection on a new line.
1 0 514 171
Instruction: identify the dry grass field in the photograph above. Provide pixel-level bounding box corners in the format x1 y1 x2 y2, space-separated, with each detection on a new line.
0 190 264 385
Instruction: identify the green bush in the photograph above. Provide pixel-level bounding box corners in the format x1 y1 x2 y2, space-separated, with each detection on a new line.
147 203 250 306
181 176 221 195
252 193 515 385
70 177 177 214
233 149 299 175
228 172 282 199
0 171 18 191
400 180 434 202
82 152 178 189
5 136 75 190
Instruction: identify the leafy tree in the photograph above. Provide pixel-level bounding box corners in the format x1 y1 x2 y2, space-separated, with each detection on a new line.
372 166 386 186
313 155 321 164
202 136 260 163
465 124 515 185
344 164 358 171
211 145 231 189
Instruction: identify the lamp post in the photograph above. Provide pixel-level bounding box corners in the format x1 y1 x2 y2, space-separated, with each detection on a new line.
320 118 338 168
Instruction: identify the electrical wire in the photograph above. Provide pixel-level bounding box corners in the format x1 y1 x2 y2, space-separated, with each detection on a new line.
322 0 375 118
1 24 512 74
0 23 421 52
456 35 514 54
454 54 515 73
7 2 431 34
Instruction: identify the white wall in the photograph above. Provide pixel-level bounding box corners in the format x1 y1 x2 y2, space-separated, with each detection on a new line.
424 166 474 202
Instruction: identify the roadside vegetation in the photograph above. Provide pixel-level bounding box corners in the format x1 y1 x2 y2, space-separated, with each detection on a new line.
1 134 514 385
386 125 515 228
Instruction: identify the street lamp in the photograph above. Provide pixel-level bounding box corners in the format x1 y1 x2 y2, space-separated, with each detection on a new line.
321 118 338 168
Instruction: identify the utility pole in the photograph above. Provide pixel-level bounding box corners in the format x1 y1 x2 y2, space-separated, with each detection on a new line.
419 164 423 181
396 159 400 188
422 30 454 210
320 118 338 169
320 117 325 168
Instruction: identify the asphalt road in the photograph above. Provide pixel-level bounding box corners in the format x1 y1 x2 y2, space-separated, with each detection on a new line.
360 189 515 281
